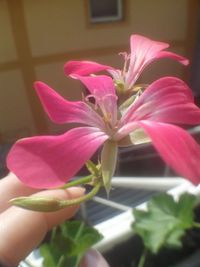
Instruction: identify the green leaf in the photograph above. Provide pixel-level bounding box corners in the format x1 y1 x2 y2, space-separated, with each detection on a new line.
132 193 196 254
60 220 103 256
39 220 103 267
40 244 58 267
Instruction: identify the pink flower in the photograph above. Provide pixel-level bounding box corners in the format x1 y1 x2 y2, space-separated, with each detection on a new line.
64 34 188 91
7 75 200 189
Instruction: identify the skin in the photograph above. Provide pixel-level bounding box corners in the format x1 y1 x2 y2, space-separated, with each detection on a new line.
0 173 109 267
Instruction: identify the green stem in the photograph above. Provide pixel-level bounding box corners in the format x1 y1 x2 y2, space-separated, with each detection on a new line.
193 222 200 228
74 222 84 241
57 255 65 267
75 255 83 267
58 175 93 189
137 249 147 267
59 183 101 208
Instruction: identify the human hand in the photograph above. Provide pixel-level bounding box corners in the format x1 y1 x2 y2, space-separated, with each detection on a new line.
0 173 84 266
0 173 109 267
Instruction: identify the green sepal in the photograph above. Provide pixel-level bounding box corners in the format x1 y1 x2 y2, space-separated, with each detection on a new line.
115 80 125 94
119 94 137 112
101 140 118 195
118 128 150 147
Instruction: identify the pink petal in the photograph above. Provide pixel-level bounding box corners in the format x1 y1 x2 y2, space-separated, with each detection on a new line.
120 77 200 126
7 127 108 189
73 74 116 95
136 121 200 185
107 69 123 82
64 60 111 77
114 121 138 141
155 51 189 65
74 75 118 127
126 35 189 88
115 120 200 184
34 81 104 128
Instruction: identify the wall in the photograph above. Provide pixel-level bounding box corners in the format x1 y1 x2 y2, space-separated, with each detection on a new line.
0 0 195 142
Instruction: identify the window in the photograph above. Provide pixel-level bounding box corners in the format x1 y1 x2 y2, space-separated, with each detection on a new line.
88 0 123 23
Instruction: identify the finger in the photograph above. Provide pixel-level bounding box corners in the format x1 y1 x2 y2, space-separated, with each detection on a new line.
0 173 38 212
79 249 110 267
0 186 85 266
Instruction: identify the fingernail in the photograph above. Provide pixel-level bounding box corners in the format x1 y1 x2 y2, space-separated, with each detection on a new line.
67 186 86 195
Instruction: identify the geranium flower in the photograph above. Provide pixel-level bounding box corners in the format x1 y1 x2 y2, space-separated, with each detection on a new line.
7 75 200 189
64 34 188 92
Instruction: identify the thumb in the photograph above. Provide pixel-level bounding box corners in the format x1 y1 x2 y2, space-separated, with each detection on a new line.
0 187 85 266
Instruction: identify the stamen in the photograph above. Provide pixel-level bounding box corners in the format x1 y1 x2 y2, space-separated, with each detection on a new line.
121 53 131 79
81 92 86 102
103 112 112 123
119 52 130 61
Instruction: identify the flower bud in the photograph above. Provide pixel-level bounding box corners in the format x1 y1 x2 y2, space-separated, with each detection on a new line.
9 196 63 212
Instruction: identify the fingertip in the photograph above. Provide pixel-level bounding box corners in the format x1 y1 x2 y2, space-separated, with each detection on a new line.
34 186 86 229
64 186 86 198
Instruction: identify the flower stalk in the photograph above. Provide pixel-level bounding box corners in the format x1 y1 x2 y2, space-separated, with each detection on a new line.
59 182 101 208
137 249 147 267
58 174 93 189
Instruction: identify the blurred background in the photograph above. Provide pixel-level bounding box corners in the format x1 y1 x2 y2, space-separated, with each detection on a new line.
0 0 200 177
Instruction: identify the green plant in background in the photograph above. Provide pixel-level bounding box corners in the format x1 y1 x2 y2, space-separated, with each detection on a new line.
33 193 200 267
39 220 103 267
132 193 200 267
